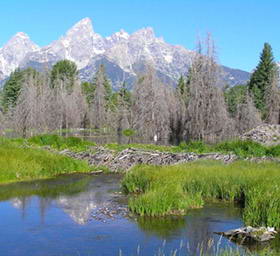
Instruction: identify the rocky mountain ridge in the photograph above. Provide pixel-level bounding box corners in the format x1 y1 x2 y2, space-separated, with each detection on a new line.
0 17 250 88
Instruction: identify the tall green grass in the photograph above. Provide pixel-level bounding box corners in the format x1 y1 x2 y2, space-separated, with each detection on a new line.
122 160 280 228
0 137 91 184
28 134 95 152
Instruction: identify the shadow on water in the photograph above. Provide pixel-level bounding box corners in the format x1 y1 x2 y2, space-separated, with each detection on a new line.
0 174 279 256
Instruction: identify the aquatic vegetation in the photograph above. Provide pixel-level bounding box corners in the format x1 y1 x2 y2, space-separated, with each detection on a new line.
0 137 91 184
118 242 279 256
122 160 280 228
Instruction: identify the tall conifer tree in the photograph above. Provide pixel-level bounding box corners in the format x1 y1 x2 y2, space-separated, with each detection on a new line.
249 43 277 116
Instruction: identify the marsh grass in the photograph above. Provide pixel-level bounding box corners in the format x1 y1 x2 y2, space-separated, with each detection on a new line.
28 134 95 152
118 241 279 256
122 160 280 228
0 137 91 184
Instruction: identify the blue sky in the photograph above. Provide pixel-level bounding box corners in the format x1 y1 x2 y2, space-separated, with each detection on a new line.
0 0 279 71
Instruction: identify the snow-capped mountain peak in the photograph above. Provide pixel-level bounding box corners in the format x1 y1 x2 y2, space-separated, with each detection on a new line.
131 27 156 42
65 17 95 37
0 31 39 80
2 31 39 51
25 17 106 70
13 32 30 40
0 17 250 87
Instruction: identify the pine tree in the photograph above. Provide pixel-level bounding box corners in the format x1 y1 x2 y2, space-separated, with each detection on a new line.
224 84 247 116
1 68 38 111
118 82 132 107
176 75 187 96
248 43 277 116
177 74 190 107
50 60 78 92
81 81 95 105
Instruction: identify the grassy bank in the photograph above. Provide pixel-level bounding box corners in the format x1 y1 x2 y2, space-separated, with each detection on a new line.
0 137 92 184
122 160 280 228
106 139 280 158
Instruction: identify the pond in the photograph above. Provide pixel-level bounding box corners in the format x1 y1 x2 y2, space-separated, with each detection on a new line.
0 174 278 256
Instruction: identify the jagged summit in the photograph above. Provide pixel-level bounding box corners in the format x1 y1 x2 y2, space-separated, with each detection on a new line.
73 17 92 27
131 27 155 41
66 17 95 36
13 32 30 40
109 29 130 40
0 17 250 87
3 31 39 50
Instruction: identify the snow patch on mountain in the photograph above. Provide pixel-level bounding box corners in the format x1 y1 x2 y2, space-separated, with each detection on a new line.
0 17 250 87
0 32 39 80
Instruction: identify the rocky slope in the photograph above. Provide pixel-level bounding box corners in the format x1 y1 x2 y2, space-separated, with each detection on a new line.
0 17 250 88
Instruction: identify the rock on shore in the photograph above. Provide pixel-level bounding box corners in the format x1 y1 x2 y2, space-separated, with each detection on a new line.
215 226 277 243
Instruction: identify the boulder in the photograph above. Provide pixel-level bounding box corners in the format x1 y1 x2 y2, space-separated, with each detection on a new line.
215 226 277 243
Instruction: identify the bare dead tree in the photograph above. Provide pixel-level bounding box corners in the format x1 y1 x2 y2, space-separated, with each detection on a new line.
90 65 109 130
185 34 235 142
132 65 171 142
235 91 262 134
116 84 131 135
166 87 186 144
265 68 280 124
63 81 87 129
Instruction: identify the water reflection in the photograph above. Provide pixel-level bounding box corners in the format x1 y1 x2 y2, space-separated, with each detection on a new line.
1 174 121 225
0 174 278 256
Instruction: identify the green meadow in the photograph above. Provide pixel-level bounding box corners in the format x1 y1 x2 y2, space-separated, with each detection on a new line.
0 137 91 184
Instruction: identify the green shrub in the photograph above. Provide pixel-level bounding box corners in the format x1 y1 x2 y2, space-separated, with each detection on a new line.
182 140 211 153
122 129 136 137
214 140 267 157
266 145 280 157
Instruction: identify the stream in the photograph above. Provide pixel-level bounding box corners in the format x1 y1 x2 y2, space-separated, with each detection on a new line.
0 174 279 256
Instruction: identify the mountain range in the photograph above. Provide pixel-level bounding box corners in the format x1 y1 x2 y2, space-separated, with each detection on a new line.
0 17 250 89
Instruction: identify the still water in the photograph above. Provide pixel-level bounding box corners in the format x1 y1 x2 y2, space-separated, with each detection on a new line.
0 174 271 256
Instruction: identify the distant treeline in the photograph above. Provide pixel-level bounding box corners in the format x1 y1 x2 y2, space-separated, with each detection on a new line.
0 35 279 143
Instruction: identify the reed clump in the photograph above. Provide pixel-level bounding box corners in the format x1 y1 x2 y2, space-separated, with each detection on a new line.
122 160 280 228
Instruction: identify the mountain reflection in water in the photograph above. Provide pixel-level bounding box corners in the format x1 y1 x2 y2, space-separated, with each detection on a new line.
0 173 271 256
